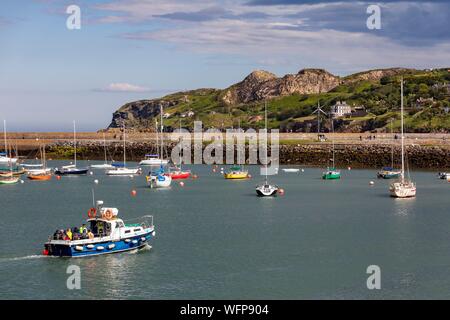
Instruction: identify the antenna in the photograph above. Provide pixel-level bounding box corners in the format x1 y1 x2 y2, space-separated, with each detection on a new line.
91 188 95 207
311 101 327 141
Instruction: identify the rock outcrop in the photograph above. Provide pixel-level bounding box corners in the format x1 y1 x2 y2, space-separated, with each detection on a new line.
221 68 340 105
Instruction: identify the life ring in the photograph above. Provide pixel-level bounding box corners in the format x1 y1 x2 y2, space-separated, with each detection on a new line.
103 209 113 220
88 207 97 218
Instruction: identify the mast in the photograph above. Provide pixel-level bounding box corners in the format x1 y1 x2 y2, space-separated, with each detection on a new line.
390 119 394 169
265 101 268 184
160 105 163 161
73 120 77 166
317 101 320 140
3 120 7 157
400 78 405 182
331 117 335 168
123 122 126 167
155 118 159 157
103 132 107 164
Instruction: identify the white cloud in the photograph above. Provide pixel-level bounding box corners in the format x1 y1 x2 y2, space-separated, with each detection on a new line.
96 83 151 92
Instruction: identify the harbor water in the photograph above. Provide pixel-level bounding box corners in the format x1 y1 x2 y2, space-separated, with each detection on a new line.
0 161 449 299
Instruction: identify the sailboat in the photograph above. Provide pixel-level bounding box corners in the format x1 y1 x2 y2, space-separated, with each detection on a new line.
0 121 20 185
224 120 249 180
256 102 279 197
0 121 18 167
55 122 89 175
377 119 401 179
169 119 191 180
140 119 169 166
389 78 416 198
91 132 114 169
28 144 52 181
106 124 140 176
146 106 172 188
322 117 341 180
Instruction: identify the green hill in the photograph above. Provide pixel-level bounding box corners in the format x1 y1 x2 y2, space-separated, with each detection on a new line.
108 68 450 133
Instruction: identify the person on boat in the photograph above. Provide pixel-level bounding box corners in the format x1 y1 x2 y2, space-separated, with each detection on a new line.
81 228 88 239
66 228 72 241
79 224 87 234
87 230 94 240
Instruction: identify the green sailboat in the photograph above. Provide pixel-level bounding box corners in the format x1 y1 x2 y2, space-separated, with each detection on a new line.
322 117 341 180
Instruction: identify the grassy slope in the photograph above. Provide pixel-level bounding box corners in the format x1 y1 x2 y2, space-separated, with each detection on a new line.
124 69 450 133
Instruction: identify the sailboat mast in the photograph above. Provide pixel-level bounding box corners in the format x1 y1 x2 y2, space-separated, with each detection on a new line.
73 121 77 166
265 101 268 183
160 105 163 160
3 120 7 157
401 78 405 182
390 119 394 168
331 117 335 168
123 123 126 166
103 132 107 164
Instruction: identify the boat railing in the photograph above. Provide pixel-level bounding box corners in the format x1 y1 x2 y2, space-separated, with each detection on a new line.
124 215 154 229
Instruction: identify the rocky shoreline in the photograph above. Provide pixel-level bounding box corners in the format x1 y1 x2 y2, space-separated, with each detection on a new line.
30 141 450 170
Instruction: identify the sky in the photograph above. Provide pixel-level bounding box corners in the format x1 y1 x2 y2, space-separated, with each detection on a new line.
0 0 449 131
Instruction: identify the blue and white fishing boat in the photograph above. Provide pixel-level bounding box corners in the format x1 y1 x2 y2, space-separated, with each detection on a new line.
146 165 172 188
43 200 155 257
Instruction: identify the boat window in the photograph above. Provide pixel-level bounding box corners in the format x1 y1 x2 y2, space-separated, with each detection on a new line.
116 221 124 228
125 230 131 234
134 228 141 232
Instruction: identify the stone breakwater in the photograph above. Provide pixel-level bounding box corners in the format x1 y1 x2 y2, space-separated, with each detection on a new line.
41 141 450 169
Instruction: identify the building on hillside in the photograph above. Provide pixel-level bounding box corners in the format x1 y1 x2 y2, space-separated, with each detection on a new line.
180 110 195 118
331 101 352 118
350 106 368 118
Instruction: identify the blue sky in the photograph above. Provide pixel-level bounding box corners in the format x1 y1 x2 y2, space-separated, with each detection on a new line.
0 0 449 131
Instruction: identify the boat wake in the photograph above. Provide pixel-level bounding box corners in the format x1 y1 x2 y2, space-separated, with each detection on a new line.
127 244 152 255
0 254 53 262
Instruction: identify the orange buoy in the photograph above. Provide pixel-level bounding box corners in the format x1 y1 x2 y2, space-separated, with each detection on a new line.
88 207 97 218
131 190 137 197
56 176 61 180
247 174 252 178
278 188 285 196
42 249 49 256
179 181 185 187
192 174 198 179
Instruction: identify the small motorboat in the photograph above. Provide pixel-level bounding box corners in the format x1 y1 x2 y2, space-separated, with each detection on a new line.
224 165 249 180
377 167 401 179
438 172 449 180
282 168 300 173
256 183 279 197
43 200 155 258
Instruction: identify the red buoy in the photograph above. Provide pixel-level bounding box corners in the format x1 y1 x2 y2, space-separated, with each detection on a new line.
131 190 137 197
42 249 49 256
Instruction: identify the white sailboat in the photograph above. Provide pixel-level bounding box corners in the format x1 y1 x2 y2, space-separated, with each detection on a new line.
55 121 89 175
147 106 172 188
0 121 20 185
256 101 279 197
139 119 168 166
0 120 18 166
389 78 416 198
106 124 140 176
91 132 114 169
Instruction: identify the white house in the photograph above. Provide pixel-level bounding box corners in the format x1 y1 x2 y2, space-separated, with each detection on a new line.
331 101 352 118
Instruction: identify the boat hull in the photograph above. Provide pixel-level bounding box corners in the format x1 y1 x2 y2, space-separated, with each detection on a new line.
256 185 278 197
106 168 140 176
55 168 88 175
28 174 52 181
45 230 154 258
224 172 249 179
389 182 417 198
0 177 20 185
322 171 341 180
139 159 168 166
170 171 191 180
147 175 172 188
